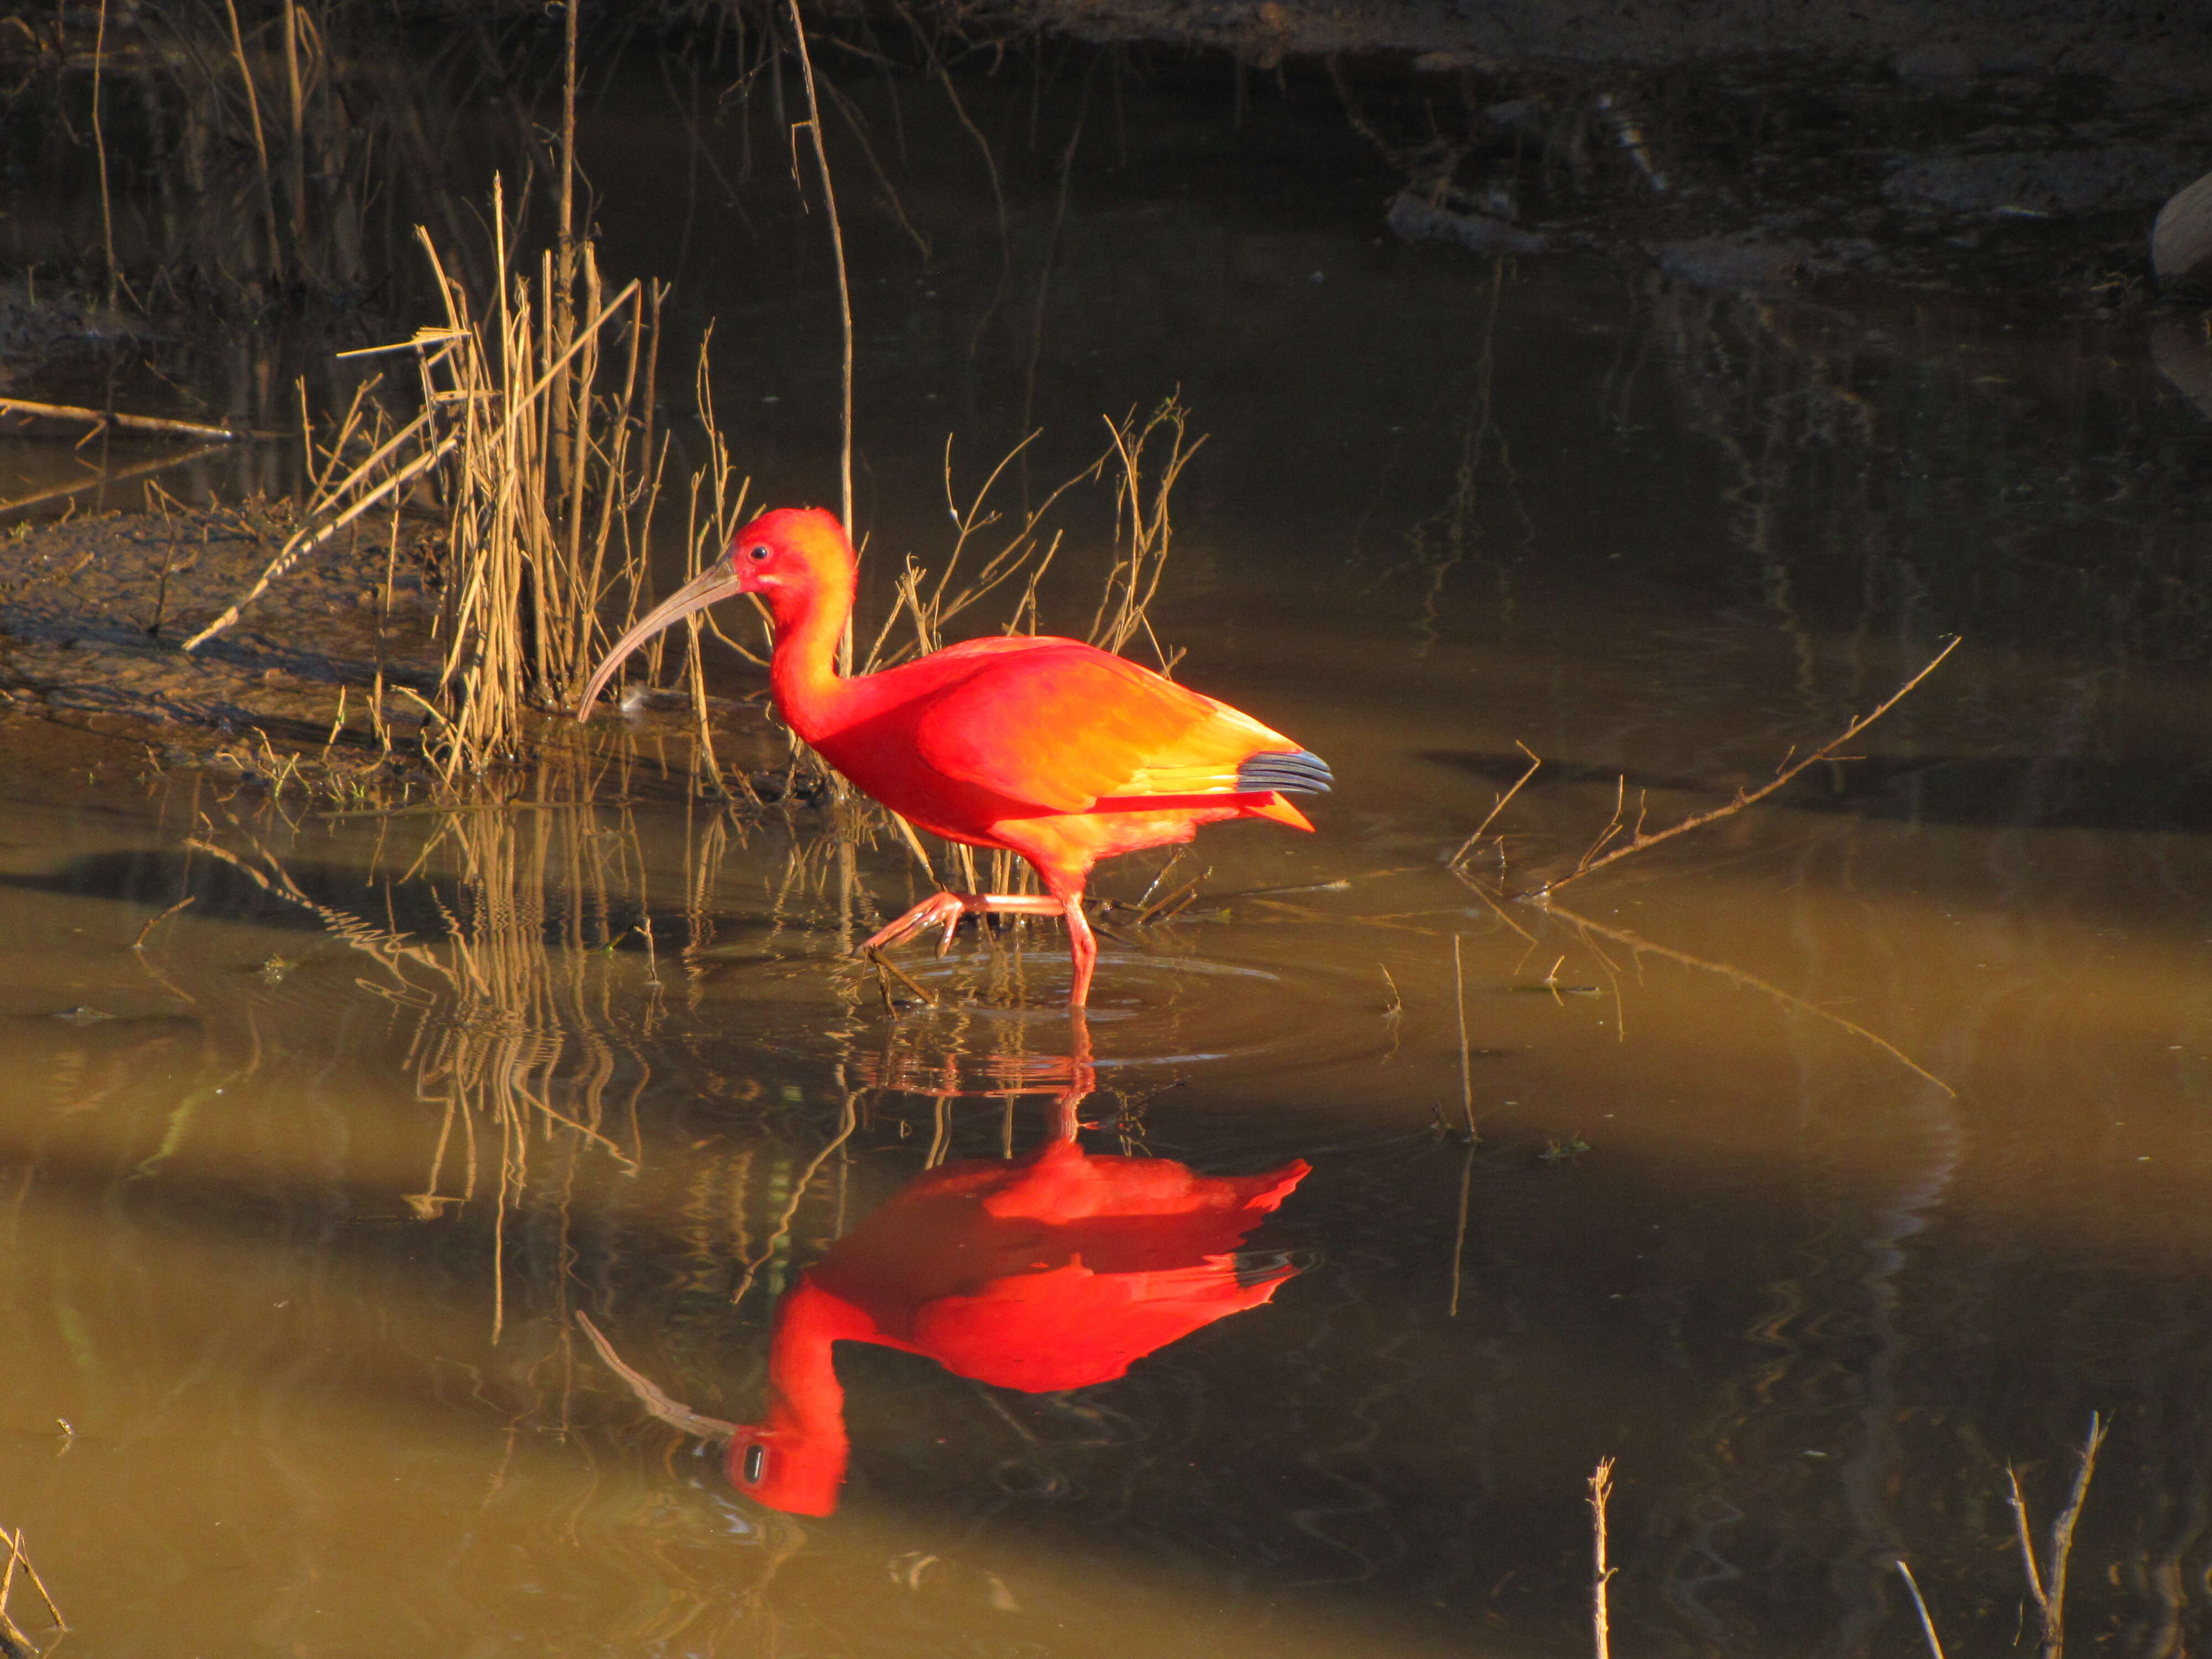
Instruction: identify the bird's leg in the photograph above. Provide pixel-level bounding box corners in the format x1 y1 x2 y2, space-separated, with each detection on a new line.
1044 1008 1098 1139
1060 894 1098 1009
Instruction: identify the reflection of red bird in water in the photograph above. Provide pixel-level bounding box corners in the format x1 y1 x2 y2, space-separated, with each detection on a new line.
731 1136 1307 1515
726 1043 1308 1515
576 507 1332 1006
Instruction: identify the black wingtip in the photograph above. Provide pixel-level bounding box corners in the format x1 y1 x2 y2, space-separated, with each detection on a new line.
1237 748 1334 795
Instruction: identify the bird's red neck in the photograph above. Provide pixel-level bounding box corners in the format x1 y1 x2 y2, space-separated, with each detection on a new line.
763 557 857 743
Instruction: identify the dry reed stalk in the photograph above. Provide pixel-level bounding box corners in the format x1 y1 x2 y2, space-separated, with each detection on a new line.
2007 1412 2109 1659
218 0 281 275
279 0 309 252
785 0 855 587
1589 1459 1616 1659
92 0 118 314
1452 933 1477 1138
1514 637 1962 900
405 195 655 775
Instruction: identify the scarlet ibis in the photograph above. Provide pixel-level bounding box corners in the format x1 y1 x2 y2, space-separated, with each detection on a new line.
725 1089 1308 1516
577 507 1331 1006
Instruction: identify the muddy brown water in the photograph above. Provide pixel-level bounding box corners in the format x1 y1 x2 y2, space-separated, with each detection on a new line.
8 59 2212 1659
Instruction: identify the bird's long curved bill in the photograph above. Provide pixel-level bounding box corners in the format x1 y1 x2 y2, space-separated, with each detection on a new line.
575 565 735 719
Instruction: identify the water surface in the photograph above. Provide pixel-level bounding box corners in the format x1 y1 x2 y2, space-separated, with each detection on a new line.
6 55 2212 1659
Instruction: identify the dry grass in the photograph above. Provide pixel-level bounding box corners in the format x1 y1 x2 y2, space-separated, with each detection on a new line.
186 181 674 781
410 205 662 778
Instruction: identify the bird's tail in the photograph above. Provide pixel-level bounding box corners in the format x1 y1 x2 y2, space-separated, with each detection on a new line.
1245 793 1316 832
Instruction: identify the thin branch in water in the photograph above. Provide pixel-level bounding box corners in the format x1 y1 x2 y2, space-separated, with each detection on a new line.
1448 739 1540 868
1516 637 1962 900
131 895 195 951
2007 1411 2108 1659
1589 1458 1616 1659
1893 1560 1948 1659
1544 897 1955 1096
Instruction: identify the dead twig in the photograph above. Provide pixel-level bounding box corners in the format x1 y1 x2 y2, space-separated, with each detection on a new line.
0 397 257 442
130 894 195 950
1515 638 1961 900
1589 1459 1616 1659
1449 740 1541 868
2007 1412 2108 1659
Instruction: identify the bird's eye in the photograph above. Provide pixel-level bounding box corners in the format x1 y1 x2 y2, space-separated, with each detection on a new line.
742 1443 768 1484
745 545 770 562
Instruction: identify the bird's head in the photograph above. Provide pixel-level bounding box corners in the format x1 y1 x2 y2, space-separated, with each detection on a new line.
575 507 853 718
723 1420 847 1518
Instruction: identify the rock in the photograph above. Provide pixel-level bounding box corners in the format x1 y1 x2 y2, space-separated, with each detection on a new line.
1886 148 2197 218
1387 194 1547 257
2152 171 2212 297
2150 316 2212 420
1484 97 1547 139
1653 237 1811 290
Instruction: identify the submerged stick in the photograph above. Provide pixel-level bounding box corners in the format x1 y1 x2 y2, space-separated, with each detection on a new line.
1518 638 1961 900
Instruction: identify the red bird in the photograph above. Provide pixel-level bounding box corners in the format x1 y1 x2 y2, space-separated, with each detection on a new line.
578 508 1331 1005
725 1123 1309 1516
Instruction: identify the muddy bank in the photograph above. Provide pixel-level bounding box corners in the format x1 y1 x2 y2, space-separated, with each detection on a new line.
0 502 442 787
1002 0 2212 88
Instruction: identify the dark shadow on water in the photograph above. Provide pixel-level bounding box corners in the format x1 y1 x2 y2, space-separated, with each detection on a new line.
1427 747 2212 833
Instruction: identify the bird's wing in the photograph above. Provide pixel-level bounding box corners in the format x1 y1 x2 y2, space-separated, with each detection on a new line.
911 640 1295 815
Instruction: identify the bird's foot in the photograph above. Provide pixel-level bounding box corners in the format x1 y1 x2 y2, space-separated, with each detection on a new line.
858 891 1065 959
